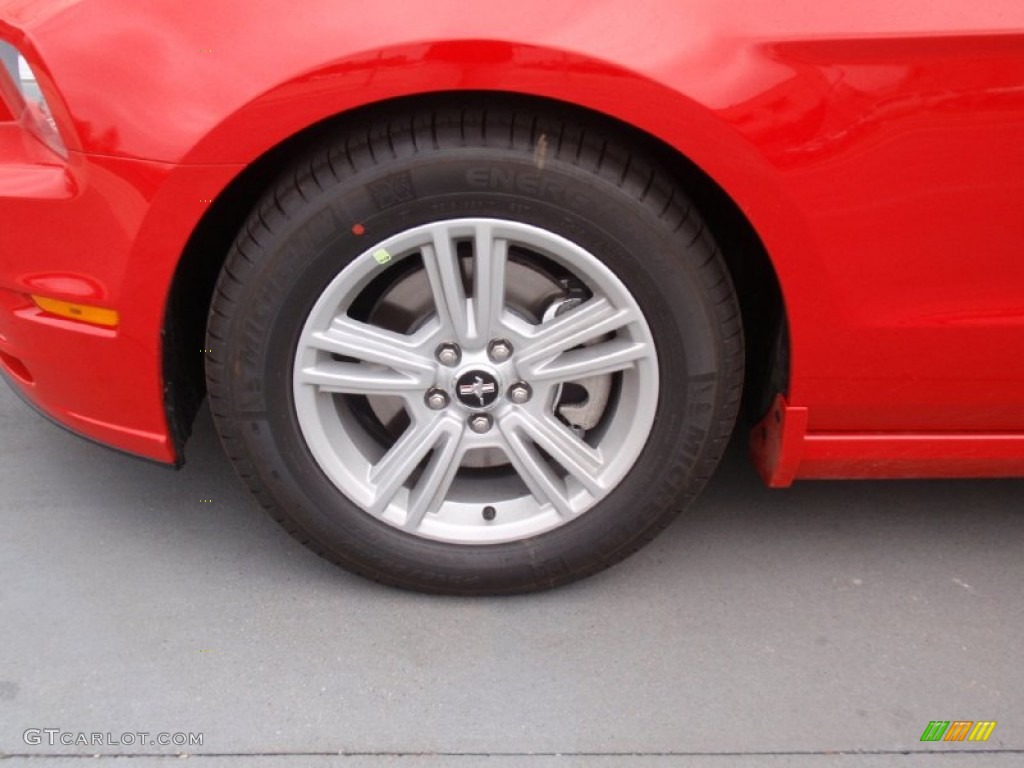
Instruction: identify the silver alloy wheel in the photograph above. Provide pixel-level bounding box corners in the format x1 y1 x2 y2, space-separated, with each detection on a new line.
292 218 658 544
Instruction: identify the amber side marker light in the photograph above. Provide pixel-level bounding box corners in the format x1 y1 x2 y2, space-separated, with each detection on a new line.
32 296 119 328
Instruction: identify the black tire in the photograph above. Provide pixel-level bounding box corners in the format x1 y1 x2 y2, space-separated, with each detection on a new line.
206 102 743 595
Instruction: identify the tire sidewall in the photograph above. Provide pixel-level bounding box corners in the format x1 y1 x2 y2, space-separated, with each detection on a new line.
222 148 733 591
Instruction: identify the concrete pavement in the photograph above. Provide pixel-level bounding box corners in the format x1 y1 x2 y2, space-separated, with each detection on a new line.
1 381 1021 765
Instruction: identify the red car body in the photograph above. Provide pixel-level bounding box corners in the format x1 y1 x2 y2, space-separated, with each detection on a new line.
2 0 1023 485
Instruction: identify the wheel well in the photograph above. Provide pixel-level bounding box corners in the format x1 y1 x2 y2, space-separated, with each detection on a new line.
163 92 788 460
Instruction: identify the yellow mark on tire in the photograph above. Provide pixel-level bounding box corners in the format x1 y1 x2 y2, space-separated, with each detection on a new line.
533 134 549 170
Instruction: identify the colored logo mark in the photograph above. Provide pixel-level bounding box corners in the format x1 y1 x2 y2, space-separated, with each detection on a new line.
920 721 996 742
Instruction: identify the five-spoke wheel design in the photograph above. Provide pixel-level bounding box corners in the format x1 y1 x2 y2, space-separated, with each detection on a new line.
293 219 658 544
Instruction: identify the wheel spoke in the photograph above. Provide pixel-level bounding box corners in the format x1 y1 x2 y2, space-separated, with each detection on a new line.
422 226 470 345
298 316 434 396
404 427 464 531
472 226 508 341
306 316 434 376
498 422 575 518
367 417 459 516
296 362 423 395
527 338 650 383
502 411 605 496
517 297 637 376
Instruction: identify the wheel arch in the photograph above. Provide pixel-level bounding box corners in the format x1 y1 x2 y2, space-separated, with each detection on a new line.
163 91 789 459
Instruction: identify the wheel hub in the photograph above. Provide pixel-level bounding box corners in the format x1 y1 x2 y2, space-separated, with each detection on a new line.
454 368 501 410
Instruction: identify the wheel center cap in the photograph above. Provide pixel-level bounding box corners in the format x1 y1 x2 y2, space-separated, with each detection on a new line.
455 369 501 410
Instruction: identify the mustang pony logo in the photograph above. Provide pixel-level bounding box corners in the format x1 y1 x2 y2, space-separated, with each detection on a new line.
458 375 497 407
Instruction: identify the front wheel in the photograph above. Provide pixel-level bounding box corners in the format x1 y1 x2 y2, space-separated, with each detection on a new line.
206 105 743 594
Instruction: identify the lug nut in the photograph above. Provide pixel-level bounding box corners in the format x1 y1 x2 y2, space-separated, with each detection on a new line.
468 414 493 434
487 339 513 363
508 382 532 404
425 388 449 410
436 343 461 367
